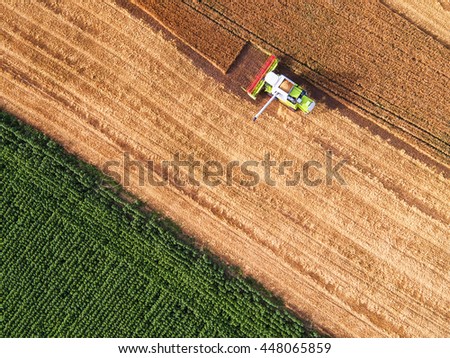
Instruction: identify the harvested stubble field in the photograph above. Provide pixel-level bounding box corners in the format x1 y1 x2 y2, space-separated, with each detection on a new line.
1 0 449 337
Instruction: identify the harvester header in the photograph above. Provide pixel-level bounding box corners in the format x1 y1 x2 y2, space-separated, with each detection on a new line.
245 54 315 121
246 55 279 100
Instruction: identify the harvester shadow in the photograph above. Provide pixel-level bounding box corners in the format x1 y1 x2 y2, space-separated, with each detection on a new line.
277 59 400 140
276 59 448 175
277 61 360 113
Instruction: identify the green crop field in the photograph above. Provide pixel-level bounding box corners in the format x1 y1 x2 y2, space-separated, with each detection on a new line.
1 112 317 338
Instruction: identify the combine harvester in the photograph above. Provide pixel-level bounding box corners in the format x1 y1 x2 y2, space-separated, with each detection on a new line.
246 55 316 121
